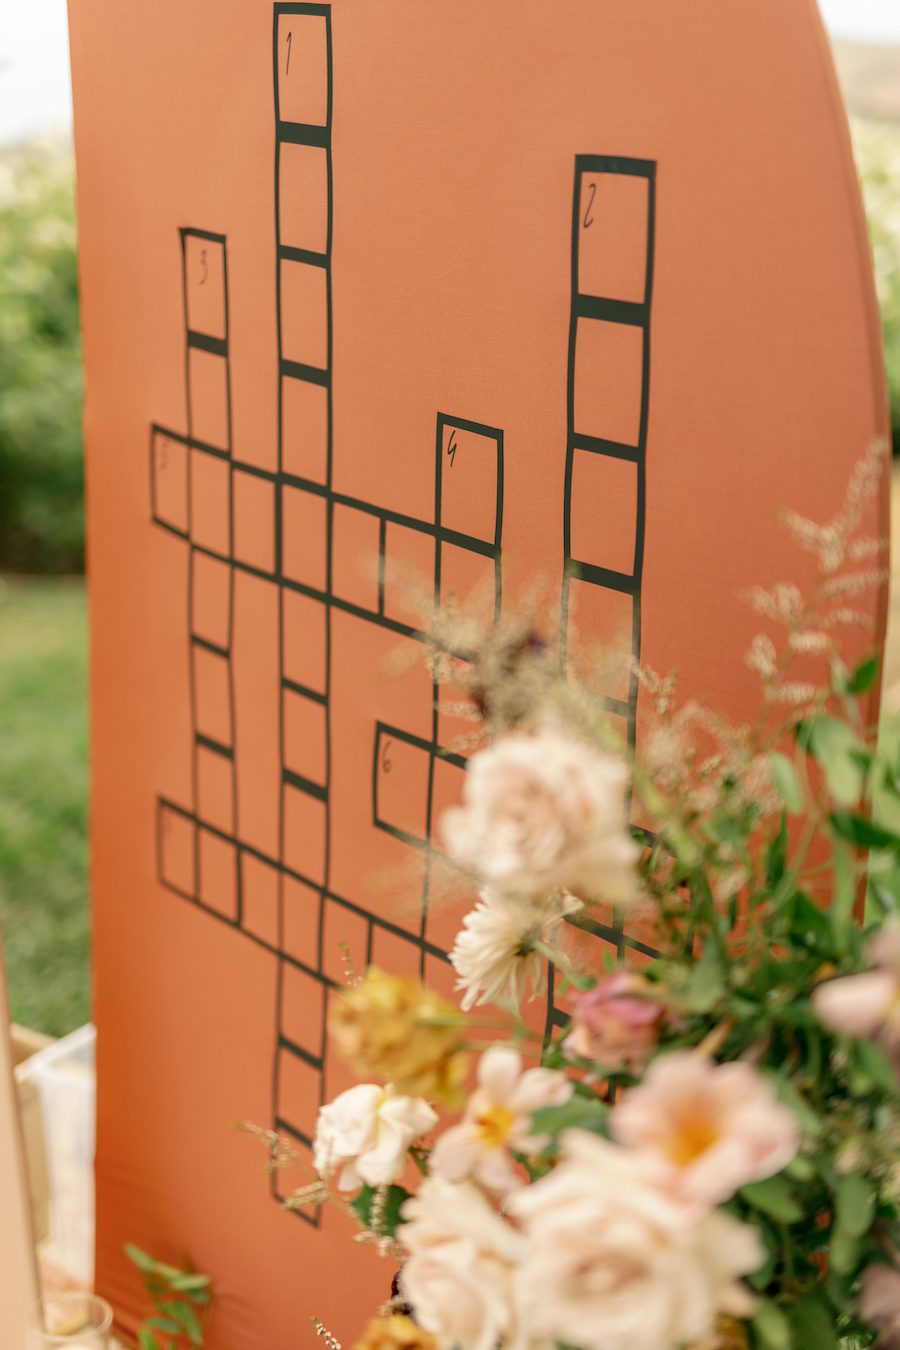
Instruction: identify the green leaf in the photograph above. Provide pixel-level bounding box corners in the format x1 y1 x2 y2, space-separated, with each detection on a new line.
855 1039 900 1096
848 653 879 694
769 753 804 813
835 1172 875 1238
145 1317 182 1335
761 1068 822 1138
138 1332 160 1350
788 1293 838 1349
350 1184 412 1237
784 892 833 955
169 1272 212 1293
830 811 900 850
530 1096 608 1137
686 943 724 1014
805 716 866 806
739 1175 803 1223
125 1243 157 1273
765 813 789 889
752 1299 792 1349
829 1223 862 1275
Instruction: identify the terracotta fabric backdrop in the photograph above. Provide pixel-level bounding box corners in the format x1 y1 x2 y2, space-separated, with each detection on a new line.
67 0 888 1344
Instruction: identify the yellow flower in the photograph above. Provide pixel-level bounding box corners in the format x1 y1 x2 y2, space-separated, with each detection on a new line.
354 1316 438 1350
329 967 469 1105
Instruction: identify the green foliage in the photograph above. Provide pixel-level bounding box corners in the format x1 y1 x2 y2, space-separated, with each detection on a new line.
0 140 84 573
125 1243 212 1350
0 577 88 1035
854 119 900 454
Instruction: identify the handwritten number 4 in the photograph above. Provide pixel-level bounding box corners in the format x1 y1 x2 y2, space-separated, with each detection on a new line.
447 432 458 467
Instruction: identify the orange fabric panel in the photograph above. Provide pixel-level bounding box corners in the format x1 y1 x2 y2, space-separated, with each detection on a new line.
67 1 889 1346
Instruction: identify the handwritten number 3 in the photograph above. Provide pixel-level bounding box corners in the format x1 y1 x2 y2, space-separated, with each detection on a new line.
583 180 596 230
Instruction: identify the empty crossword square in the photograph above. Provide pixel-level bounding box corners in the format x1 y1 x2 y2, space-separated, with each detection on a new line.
240 851 279 948
280 260 328 371
374 728 430 843
281 374 328 483
282 873 320 968
193 645 233 747
281 485 327 590
283 782 326 884
430 754 467 842
159 804 196 897
574 318 645 448
282 589 327 692
280 962 325 1055
198 828 238 921
279 143 328 255
332 502 380 611
191 551 231 649
276 1045 320 1140
283 688 327 785
440 541 498 630
190 450 231 557
369 926 421 980
577 172 649 304
197 743 235 833
321 898 368 987
188 347 230 450
184 234 226 339
566 578 635 705
383 523 435 629
438 420 500 544
276 12 329 127
232 467 276 574
151 428 188 533
569 449 638 577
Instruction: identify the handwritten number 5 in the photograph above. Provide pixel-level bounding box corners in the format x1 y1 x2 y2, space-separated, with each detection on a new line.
583 180 597 230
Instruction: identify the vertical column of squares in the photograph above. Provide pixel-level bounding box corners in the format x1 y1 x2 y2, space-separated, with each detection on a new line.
184 230 239 923
562 156 655 746
273 3 332 1202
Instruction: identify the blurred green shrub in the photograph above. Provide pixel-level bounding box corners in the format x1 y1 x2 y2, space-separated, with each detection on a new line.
854 119 900 454
0 140 84 573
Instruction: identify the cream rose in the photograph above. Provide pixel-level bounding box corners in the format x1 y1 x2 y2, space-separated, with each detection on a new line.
509 1129 763 1350
440 730 640 904
399 1178 523 1350
313 1083 437 1191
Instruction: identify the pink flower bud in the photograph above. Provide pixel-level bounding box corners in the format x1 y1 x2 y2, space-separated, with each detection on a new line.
563 972 664 1071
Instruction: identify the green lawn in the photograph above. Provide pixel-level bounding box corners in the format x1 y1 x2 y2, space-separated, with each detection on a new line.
0 577 88 1035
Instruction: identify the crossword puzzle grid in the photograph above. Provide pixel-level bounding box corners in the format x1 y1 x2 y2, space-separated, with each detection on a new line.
149 2 656 1217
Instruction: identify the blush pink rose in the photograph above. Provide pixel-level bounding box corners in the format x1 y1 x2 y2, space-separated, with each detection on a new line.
813 920 900 1071
610 1051 800 1208
860 1263 900 1348
563 973 664 1071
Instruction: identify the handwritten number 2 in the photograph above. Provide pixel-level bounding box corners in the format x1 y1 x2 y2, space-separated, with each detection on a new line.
583 180 596 230
286 30 292 75
447 432 458 467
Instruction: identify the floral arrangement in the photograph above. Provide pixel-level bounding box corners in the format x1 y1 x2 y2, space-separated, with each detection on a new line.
273 444 900 1350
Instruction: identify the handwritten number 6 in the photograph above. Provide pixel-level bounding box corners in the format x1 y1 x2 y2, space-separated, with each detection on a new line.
382 740 392 774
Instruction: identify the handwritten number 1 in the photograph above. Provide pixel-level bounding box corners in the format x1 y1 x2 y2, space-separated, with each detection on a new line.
286 30 292 75
583 180 597 229
447 432 458 467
